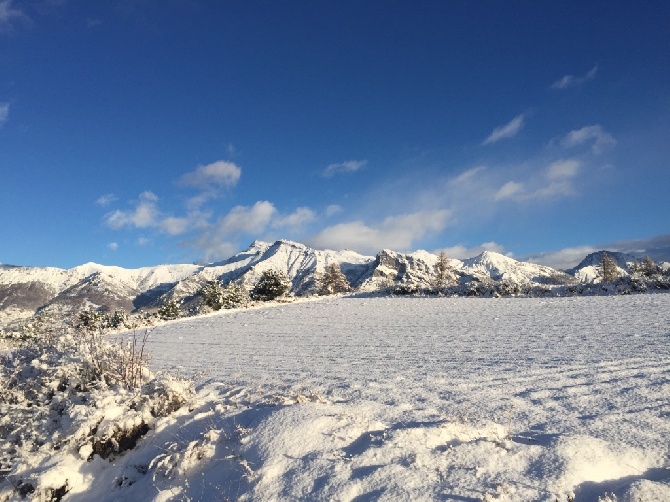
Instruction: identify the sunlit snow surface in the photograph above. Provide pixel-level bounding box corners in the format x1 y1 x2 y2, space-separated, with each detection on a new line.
115 295 670 501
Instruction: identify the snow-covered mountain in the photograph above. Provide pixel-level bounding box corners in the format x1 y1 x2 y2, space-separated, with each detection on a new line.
565 251 638 283
0 241 659 322
460 251 575 285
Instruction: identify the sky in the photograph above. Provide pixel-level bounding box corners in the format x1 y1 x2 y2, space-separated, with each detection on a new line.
1 1 669 270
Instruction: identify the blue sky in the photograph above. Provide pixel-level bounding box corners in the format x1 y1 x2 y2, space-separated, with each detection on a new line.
1 1 669 270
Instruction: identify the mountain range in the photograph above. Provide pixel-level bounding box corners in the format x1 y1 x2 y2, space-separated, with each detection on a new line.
0 240 663 325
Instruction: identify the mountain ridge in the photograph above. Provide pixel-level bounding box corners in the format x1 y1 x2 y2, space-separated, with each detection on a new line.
1 240 665 324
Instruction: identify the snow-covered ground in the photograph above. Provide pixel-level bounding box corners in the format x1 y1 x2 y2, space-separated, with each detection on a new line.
120 294 670 501
4 295 670 501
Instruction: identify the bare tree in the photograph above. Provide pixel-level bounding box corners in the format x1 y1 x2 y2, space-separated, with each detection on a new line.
599 252 619 282
434 251 453 289
316 263 351 295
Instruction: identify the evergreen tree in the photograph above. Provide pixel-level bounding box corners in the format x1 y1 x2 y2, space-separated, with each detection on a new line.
251 269 291 301
317 263 351 295
158 299 181 320
599 252 619 282
201 279 225 311
220 281 249 308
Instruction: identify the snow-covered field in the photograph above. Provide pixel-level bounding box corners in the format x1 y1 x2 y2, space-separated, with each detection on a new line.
114 294 670 501
4 295 670 501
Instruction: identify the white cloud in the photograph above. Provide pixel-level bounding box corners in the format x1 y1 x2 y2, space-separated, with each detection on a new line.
546 159 581 180
187 201 278 263
523 245 597 270
159 217 191 236
0 0 30 33
179 160 241 190
307 209 451 254
525 233 670 270
551 65 598 90
494 181 525 201
105 191 160 229
482 114 525 145
216 201 277 235
107 242 118 251
137 237 151 246
179 161 242 210
322 160 367 178
0 102 8 126
325 204 343 217
561 125 616 154
95 193 117 207
273 207 316 228
436 242 508 260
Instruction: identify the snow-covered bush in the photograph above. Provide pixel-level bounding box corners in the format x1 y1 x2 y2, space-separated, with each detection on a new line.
251 269 291 301
0 322 193 501
78 307 131 331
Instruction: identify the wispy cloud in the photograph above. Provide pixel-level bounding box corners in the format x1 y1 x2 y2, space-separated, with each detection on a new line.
482 114 525 145
0 102 9 126
0 0 30 34
561 125 616 154
325 204 343 217
493 159 581 202
95 193 117 207
546 159 581 179
107 242 119 251
306 209 452 254
493 181 525 201
551 65 598 90
322 160 367 178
